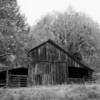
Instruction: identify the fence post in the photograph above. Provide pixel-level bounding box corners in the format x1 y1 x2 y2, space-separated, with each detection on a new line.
6 68 9 87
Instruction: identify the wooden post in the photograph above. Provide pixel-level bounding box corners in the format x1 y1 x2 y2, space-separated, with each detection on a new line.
46 43 48 61
32 64 35 85
56 63 58 84
27 64 31 86
28 63 34 86
51 63 53 85
66 62 69 83
48 62 50 85
59 50 61 61
49 63 52 85
64 63 67 84
6 68 9 87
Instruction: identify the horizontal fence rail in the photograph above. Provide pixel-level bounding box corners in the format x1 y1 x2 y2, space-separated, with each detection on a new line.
9 74 28 87
0 80 6 87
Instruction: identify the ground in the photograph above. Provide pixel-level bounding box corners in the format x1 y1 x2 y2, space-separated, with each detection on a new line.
0 84 100 100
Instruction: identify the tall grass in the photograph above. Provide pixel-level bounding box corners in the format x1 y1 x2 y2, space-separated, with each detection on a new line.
0 84 100 100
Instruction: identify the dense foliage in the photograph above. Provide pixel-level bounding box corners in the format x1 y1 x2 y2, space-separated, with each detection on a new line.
30 10 100 72
0 0 100 72
0 0 30 67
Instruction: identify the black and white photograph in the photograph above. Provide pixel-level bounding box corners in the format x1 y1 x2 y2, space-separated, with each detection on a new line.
0 0 100 100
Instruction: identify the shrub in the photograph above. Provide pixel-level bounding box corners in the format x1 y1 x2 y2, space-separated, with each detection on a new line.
2 94 14 100
18 95 31 100
88 91 100 99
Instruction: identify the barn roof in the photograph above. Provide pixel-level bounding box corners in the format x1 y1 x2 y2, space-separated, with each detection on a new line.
28 39 94 72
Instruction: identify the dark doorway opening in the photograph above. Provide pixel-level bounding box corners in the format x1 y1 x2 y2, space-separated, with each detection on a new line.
68 67 89 83
0 71 6 87
35 74 42 85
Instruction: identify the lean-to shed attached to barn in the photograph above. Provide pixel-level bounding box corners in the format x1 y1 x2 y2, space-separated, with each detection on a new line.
0 53 28 87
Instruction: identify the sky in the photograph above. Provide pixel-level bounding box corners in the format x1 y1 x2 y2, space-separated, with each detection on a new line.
17 0 100 26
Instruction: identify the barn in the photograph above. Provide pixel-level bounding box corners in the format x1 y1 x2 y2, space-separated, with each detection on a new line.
0 39 94 87
27 39 94 85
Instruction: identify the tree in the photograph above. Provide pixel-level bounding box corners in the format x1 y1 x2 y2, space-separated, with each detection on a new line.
0 0 30 67
30 10 100 72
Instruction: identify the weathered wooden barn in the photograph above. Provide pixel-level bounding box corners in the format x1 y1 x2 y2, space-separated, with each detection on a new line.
0 39 94 87
27 39 94 85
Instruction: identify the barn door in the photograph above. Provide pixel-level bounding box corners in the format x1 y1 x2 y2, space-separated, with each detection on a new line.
50 62 67 85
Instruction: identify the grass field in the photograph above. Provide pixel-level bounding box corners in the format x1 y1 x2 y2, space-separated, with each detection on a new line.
0 84 100 100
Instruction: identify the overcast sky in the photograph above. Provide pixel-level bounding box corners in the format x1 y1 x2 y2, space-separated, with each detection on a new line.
17 0 100 26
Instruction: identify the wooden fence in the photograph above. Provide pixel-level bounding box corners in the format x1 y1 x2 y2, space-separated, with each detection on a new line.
8 74 28 87
0 80 6 87
0 74 28 87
